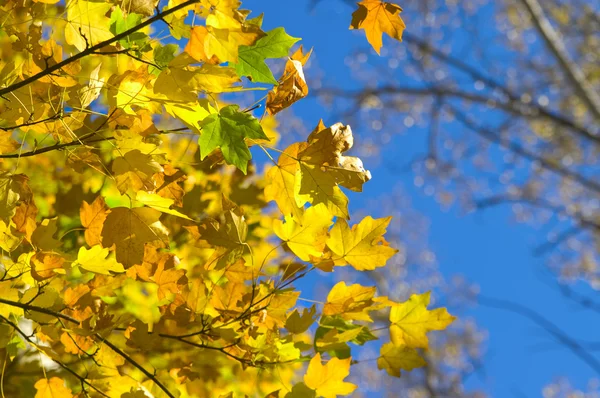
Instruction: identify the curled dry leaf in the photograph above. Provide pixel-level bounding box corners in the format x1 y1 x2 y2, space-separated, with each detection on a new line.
266 45 312 115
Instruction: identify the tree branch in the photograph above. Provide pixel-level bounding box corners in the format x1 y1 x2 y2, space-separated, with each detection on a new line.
94 335 175 398
0 124 194 160
0 297 79 324
518 0 600 120
316 84 600 145
0 114 63 131
474 194 600 233
401 31 599 143
449 105 600 194
0 298 174 398
0 314 109 398
0 0 200 98
0 136 115 159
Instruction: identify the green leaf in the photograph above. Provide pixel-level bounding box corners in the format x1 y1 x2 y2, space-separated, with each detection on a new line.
285 383 316 398
6 334 25 360
233 27 300 84
198 105 268 173
109 7 148 50
0 323 12 349
246 13 264 27
314 315 377 359
151 44 178 75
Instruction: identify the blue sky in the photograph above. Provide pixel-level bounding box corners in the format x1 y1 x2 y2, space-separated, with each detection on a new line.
243 0 600 396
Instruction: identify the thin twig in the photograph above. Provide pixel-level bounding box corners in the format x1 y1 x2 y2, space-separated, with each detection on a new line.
0 298 79 324
0 298 174 398
0 114 62 131
0 315 109 398
92 49 162 69
0 136 115 159
94 335 175 398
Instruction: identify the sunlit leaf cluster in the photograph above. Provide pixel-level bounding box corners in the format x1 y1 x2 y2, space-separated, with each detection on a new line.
0 0 447 397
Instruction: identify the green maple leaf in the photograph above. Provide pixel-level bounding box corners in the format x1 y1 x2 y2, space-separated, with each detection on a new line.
198 105 268 173
109 6 149 51
233 27 300 84
150 43 178 75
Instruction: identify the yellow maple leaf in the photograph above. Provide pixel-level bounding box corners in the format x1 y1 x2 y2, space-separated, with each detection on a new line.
327 216 397 270
185 24 262 64
265 122 372 220
185 278 219 318
203 0 245 30
265 143 308 220
154 53 240 101
118 279 162 324
350 0 406 54
24 39 80 88
34 377 73 398
0 220 21 252
28 218 61 251
254 285 300 329
0 281 23 318
194 63 241 93
113 150 164 194
136 191 192 220
206 28 256 63
108 68 161 115
80 196 109 247
13 201 38 234
295 158 349 219
0 131 18 154
75 245 125 275
0 171 22 223
27 112 86 143
210 281 247 312
60 332 94 355
150 253 186 301
64 0 113 52
31 252 65 281
389 292 456 349
315 324 368 354
153 165 187 207
323 281 377 322
296 122 371 218
377 342 426 377
113 129 158 155
94 344 125 377
184 26 217 63
101 207 169 268
273 204 332 262
304 353 357 398
163 99 215 133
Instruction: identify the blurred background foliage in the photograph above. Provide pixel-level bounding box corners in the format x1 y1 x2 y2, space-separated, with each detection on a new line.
267 0 600 396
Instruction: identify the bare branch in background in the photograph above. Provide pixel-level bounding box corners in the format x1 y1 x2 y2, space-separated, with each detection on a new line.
518 0 600 120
